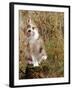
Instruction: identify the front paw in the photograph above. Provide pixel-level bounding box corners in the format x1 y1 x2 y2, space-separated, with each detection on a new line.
42 55 47 60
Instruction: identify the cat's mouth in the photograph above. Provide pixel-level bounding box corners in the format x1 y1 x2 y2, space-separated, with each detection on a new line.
27 31 31 37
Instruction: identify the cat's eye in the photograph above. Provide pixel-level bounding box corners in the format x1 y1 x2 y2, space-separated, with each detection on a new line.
32 27 35 30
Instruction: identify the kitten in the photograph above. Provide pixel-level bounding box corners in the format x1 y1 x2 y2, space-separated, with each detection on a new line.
25 18 47 67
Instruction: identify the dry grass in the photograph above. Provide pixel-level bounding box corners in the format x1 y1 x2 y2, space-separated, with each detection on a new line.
19 10 64 79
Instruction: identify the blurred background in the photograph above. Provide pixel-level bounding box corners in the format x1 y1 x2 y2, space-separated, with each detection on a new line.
19 10 64 79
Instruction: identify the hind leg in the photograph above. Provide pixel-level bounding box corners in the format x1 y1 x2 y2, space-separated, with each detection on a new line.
32 55 39 67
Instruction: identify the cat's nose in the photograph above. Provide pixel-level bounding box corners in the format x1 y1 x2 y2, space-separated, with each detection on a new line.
28 30 31 32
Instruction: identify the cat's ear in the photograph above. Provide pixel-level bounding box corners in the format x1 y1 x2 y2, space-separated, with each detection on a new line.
27 16 31 24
